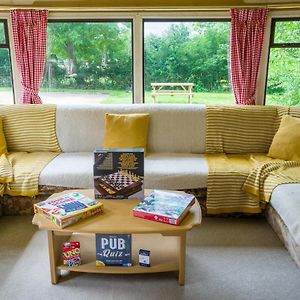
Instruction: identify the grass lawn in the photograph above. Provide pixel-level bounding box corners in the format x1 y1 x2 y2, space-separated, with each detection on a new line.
1 87 236 105
103 90 235 105
144 91 234 105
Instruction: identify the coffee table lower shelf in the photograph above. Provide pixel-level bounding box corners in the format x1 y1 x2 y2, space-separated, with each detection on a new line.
49 231 184 283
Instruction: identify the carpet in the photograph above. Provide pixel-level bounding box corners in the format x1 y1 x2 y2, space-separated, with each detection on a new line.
0 216 300 300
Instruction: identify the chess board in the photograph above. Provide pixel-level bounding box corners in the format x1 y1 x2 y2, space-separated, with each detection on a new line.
94 170 143 197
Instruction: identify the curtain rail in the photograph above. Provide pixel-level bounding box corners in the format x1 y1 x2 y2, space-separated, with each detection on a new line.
0 4 300 12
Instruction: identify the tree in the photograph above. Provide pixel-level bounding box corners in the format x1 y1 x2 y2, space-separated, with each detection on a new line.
267 21 300 105
44 22 132 90
144 22 231 92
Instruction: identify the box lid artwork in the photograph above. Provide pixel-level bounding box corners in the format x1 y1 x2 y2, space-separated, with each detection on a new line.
94 149 144 199
133 190 195 225
33 192 103 228
96 234 132 267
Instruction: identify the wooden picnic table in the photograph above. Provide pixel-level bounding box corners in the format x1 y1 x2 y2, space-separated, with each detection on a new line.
151 83 194 104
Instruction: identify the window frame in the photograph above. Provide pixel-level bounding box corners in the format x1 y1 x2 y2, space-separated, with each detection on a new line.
0 18 15 104
264 17 300 105
45 18 134 104
142 18 231 103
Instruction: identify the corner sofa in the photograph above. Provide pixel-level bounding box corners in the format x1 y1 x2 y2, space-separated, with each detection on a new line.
0 103 299 268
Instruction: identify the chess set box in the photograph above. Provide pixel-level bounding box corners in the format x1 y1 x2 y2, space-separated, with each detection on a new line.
33 192 104 228
133 190 195 225
96 234 132 266
93 149 144 199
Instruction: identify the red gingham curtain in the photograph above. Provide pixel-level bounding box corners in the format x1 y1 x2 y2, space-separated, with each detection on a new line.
10 9 48 104
230 9 268 105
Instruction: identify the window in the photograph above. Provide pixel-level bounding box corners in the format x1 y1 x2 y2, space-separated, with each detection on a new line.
41 20 133 104
266 19 300 106
143 20 233 104
0 20 14 104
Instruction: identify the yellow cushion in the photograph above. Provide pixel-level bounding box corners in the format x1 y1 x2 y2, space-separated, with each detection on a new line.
0 117 7 155
268 115 300 161
103 113 150 155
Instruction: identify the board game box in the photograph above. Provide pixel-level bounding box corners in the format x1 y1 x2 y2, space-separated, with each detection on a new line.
33 192 104 228
132 190 195 225
96 234 132 266
94 149 144 199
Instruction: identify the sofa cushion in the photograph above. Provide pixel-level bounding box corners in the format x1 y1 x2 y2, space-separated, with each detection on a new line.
0 105 61 152
39 152 94 189
270 183 300 245
39 152 208 190
144 153 208 190
268 115 300 161
103 113 150 155
205 105 278 154
55 104 206 154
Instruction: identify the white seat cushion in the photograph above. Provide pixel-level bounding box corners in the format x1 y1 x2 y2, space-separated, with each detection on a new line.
144 153 208 190
39 152 208 190
39 152 94 188
271 184 300 245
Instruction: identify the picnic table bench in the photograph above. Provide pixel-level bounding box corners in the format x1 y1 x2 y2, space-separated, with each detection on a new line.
151 83 194 104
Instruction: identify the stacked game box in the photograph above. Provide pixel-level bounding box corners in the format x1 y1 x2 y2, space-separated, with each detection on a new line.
96 234 132 266
94 149 144 199
132 190 195 225
34 192 104 228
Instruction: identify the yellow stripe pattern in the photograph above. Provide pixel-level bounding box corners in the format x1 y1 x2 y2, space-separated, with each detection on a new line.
205 105 278 154
0 105 61 152
243 160 300 202
205 153 273 214
0 152 59 197
205 105 300 214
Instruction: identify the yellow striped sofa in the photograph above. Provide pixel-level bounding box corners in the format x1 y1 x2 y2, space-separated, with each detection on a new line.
0 103 299 267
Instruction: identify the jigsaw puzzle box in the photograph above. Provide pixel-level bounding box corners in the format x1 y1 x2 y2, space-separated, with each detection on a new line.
93 149 144 199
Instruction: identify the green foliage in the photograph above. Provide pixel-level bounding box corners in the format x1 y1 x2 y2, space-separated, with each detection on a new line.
274 21 300 44
0 49 12 87
144 22 231 93
43 22 132 91
0 22 5 44
266 20 300 106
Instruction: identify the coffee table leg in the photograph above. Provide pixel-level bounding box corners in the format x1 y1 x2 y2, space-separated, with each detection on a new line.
47 230 61 284
178 232 186 286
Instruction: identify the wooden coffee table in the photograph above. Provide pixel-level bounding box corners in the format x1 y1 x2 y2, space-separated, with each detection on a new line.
32 189 201 285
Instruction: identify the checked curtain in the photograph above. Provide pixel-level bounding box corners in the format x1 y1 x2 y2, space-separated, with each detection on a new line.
230 9 268 105
11 10 48 104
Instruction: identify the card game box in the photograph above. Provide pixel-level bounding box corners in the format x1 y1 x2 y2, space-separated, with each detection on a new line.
93 149 144 199
33 192 104 228
96 234 132 266
62 241 81 267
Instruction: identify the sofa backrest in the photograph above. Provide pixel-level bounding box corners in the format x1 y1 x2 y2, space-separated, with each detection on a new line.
205 105 278 154
56 104 206 154
205 105 300 154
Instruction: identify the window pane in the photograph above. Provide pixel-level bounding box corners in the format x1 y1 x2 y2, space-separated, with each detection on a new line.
0 22 5 44
266 48 300 106
274 21 300 44
144 21 233 104
41 22 132 104
0 48 14 104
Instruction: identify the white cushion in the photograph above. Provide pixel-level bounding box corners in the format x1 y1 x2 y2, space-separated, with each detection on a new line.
56 104 206 154
39 152 94 188
271 184 300 246
144 153 208 190
39 152 208 190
